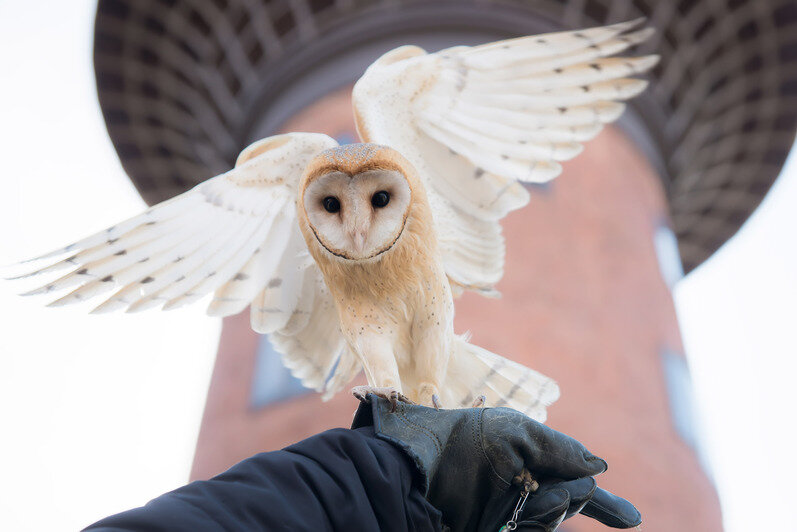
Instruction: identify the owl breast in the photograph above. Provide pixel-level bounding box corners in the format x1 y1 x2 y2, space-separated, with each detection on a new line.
332 252 454 379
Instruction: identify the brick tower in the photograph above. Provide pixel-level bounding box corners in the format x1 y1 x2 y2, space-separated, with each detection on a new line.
92 1 797 530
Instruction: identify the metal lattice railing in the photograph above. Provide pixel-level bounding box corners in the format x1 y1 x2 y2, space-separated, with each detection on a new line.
93 0 797 272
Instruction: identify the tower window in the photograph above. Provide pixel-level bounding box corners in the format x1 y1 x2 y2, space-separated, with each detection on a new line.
249 335 310 408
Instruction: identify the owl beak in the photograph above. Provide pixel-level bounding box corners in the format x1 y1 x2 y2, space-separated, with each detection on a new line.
349 229 367 254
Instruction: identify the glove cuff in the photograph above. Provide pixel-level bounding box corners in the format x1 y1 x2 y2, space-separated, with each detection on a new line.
352 395 462 494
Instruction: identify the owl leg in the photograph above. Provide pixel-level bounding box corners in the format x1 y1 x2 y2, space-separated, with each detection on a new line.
351 337 407 411
412 334 449 409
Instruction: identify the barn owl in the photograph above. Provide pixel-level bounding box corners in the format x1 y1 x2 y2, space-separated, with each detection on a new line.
10 20 657 419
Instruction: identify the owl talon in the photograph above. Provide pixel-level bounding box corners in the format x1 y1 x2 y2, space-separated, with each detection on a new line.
431 394 442 409
351 385 414 412
471 395 487 408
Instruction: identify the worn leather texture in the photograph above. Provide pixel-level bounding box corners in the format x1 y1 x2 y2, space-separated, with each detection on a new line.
352 396 642 531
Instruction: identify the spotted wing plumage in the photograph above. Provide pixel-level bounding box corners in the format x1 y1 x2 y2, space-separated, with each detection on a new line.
354 19 658 293
445 336 560 422
11 132 355 396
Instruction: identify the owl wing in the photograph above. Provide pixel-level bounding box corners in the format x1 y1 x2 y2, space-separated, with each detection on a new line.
12 132 354 395
353 19 658 293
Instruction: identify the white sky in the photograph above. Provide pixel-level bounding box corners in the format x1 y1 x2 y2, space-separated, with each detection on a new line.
675 146 797 530
0 2 220 530
0 1 794 531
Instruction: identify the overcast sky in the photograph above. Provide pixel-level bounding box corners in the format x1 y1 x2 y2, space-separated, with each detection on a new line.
0 2 794 531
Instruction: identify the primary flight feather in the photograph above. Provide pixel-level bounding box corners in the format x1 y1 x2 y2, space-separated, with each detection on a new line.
11 20 657 419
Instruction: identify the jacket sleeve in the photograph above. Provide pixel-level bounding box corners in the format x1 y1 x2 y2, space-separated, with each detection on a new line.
85 426 442 532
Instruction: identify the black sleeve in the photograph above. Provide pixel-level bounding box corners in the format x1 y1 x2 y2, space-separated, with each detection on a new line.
85 426 442 532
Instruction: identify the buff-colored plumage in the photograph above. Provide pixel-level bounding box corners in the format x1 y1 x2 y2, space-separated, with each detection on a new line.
299 145 452 405
7 20 659 419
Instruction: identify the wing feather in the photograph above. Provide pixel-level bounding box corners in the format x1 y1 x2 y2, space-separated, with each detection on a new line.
248 222 307 333
461 18 646 68
54 211 236 309
124 213 265 313
204 209 294 317
13 133 355 400
472 27 655 80
14 193 205 268
354 20 657 292
270 273 350 392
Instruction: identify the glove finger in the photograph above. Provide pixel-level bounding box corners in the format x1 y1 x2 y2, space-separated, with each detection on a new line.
516 511 567 532
543 477 597 520
496 479 598 531
516 489 569 530
519 421 607 479
580 487 642 528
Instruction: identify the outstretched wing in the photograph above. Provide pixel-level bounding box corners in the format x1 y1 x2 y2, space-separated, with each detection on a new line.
354 19 658 293
11 132 356 396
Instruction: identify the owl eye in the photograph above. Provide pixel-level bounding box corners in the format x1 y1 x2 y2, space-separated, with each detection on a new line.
322 196 341 213
371 191 390 208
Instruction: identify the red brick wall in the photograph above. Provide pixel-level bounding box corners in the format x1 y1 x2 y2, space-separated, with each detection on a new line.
191 87 722 531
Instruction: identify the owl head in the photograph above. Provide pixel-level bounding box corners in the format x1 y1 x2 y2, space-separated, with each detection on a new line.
298 143 416 262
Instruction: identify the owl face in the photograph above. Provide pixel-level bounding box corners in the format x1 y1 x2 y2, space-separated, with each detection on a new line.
302 168 412 261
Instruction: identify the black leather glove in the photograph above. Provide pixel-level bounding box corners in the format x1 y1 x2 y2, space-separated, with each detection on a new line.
352 395 641 532
492 476 641 531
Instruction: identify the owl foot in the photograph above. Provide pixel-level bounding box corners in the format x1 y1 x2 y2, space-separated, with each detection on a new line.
471 395 487 408
351 385 415 412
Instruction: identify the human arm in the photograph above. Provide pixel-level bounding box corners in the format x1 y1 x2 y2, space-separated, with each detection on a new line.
87 396 640 532
85 425 442 532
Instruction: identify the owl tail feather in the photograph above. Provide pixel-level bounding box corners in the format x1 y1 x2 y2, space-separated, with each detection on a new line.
443 336 560 422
